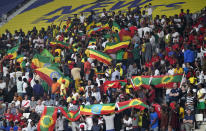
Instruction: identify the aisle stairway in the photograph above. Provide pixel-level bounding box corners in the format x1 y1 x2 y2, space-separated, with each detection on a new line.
0 0 37 27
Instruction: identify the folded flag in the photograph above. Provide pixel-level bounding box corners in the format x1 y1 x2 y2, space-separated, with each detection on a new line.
50 41 69 48
150 74 183 88
119 29 132 41
131 76 151 89
37 106 58 131
104 41 130 54
85 49 112 65
35 66 71 87
58 107 80 121
31 54 52 69
4 46 19 59
103 80 127 93
41 49 54 61
117 99 148 112
112 21 121 33
80 104 115 115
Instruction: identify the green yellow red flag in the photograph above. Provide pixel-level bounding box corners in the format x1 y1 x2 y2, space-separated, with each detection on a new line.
37 106 58 131
80 103 115 115
58 107 80 121
116 99 148 112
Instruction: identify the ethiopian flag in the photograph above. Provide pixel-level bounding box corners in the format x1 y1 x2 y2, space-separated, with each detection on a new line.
35 66 71 87
50 41 69 48
150 74 183 88
37 106 58 131
16 55 24 63
117 99 148 112
4 46 19 59
112 21 121 33
104 41 130 54
85 49 112 65
31 54 52 69
88 39 96 46
80 104 115 115
58 107 80 121
131 76 151 89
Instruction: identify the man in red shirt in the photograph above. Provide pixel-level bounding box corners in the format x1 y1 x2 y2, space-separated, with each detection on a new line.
84 59 91 80
4 108 13 122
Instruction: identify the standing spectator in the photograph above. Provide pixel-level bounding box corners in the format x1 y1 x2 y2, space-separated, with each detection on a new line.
150 106 159 131
197 84 206 117
51 78 60 100
33 80 44 100
123 114 133 131
103 114 115 131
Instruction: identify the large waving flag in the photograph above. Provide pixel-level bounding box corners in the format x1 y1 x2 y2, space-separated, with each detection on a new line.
4 46 19 59
31 54 52 69
103 80 127 93
58 107 80 121
131 76 151 89
117 99 148 112
41 49 54 61
104 41 130 54
37 106 58 131
85 49 112 65
119 29 132 41
150 74 183 88
80 104 115 115
35 66 71 87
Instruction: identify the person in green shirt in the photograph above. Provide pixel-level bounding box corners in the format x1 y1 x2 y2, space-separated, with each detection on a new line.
132 46 141 69
116 50 124 63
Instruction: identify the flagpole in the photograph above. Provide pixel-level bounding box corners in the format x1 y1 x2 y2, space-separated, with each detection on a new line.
179 73 185 88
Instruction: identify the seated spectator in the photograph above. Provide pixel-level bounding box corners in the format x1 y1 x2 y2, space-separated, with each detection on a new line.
181 109 194 131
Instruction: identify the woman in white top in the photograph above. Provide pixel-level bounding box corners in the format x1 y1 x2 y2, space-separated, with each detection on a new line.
123 114 133 131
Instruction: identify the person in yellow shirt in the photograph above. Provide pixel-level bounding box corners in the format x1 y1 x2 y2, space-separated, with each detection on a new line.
60 80 66 97
174 64 183 74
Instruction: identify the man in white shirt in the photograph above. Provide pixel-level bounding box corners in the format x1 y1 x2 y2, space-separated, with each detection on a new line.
79 12 85 23
21 95 30 112
111 68 120 81
103 114 115 131
16 76 23 97
35 100 44 114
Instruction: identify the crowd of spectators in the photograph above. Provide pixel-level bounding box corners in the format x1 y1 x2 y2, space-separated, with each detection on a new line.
0 3 206 131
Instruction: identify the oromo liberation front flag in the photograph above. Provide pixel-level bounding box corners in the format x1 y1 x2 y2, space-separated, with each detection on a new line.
37 106 58 131
58 107 80 121
117 99 148 112
80 104 115 115
104 41 130 54
85 49 112 65
131 76 151 89
150 74 183 88
103 80 127 93
35 66 71 87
